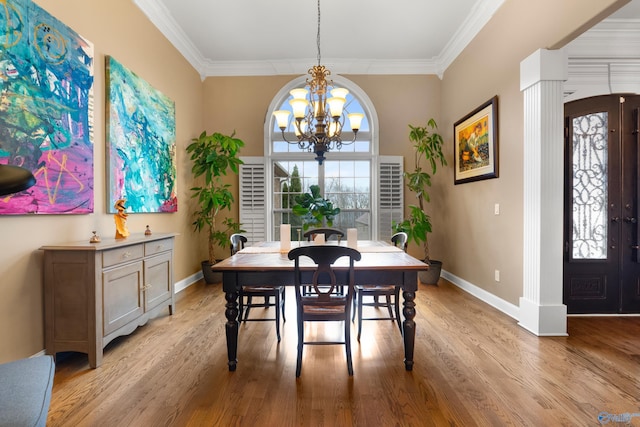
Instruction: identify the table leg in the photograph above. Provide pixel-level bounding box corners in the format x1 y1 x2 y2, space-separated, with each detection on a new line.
225 289 239 371
402 290 416 371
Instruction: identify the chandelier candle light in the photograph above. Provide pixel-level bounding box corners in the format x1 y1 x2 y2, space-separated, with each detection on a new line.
273 0 364 164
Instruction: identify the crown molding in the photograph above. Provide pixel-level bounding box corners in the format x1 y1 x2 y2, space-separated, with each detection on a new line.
133 0 207 79
437 0 505 77
564 17 640 102
200 58 442 77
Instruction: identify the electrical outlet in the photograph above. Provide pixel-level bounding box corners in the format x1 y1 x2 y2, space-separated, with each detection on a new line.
494 203 500 215
495 269 500 282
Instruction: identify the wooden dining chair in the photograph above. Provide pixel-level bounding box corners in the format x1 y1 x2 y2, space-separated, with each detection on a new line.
288 245 361 377
230 233 286 342
352 231 407 341
303 227 345 242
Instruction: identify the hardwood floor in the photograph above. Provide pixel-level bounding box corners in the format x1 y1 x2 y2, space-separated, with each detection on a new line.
47 279 640 426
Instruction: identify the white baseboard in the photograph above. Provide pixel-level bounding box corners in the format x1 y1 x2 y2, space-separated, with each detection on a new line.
175 271 203 294
440 269 520 321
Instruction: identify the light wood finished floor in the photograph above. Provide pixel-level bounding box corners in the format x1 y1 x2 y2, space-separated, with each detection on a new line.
47 279 640 426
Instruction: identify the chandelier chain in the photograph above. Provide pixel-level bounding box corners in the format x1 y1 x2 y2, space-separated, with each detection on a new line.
316 0 321 66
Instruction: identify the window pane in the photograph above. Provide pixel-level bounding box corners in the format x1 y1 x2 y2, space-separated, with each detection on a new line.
273 159 371 237
571 112 608 260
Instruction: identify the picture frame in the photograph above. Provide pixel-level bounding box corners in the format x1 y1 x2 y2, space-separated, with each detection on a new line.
453 96 499 185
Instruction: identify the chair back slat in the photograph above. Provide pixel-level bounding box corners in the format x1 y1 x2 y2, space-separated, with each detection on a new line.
230 233 247 255
303 227 345 241
288 245 361 311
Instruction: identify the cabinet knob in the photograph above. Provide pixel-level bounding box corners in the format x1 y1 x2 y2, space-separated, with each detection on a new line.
122 251 132 259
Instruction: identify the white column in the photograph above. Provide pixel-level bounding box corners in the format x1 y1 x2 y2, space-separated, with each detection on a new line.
518 49 568 336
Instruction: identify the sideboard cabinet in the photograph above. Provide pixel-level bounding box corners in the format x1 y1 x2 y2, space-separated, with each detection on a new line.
40 233 176 368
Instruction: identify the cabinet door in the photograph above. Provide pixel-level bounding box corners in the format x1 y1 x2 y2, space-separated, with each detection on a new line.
144 252 172 311
103 261 144 336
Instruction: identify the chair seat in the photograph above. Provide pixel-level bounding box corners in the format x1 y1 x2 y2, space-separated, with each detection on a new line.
356 284 397 293
303 305 345 315
243 285 283 293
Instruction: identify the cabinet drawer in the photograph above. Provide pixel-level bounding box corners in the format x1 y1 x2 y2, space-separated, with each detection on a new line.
103 244 144 267
145 238 173 256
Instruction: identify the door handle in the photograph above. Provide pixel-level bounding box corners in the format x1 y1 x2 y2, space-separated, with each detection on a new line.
625 217 637 224
632 245 639 250
611 217 620 223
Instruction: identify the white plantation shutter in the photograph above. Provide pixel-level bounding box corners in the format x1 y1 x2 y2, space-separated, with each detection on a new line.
377 156 404 242
239 157 266 245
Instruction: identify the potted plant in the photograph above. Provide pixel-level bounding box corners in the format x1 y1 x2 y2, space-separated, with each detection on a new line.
393 118 447 285
292 184 340 231
187 130 245 283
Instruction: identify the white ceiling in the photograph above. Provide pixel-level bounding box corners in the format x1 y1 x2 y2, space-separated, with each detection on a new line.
134 0 640 79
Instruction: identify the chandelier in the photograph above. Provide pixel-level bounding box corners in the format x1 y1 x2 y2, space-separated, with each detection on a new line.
272 0 363 165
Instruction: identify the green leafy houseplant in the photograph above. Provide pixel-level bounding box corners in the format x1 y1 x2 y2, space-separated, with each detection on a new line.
187 131 245 265
394 119 447 265
292 184 340 231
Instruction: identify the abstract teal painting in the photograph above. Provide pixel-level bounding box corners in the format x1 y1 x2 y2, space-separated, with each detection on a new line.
106 56 177 213
0 0 94 214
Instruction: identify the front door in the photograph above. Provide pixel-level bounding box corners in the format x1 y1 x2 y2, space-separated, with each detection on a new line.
563 94 640 314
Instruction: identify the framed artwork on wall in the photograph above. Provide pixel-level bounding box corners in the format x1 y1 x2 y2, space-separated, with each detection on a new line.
106 56 177 213
0 0 94 214
453 96 499 185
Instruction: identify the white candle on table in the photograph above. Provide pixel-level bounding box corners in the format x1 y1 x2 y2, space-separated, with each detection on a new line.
347 228 358 249
280 224 291 252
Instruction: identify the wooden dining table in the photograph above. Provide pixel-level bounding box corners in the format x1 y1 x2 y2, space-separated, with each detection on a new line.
211 240 428 372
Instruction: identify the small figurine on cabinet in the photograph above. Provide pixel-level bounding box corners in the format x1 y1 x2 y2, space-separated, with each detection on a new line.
114 198 130 239
145 225 152 236
89 231 101 243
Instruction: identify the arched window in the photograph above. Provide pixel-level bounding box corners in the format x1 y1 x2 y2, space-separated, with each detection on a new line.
239 76 403 244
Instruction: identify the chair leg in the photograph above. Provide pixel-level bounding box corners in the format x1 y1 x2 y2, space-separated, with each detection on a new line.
345 319 354 376
275 292 281 342
264 296 270 308
351 291 357 322
281 289 286 322
296 318 304 377
243 296 253 322
357 291 363 342
394 287 402 334
238 292 244 322
385 294 394 320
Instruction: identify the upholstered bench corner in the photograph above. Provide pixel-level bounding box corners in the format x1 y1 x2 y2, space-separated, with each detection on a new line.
0 355 55 427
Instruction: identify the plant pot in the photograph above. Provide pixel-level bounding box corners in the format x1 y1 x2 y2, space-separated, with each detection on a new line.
201 260 223 284
419 260 442 285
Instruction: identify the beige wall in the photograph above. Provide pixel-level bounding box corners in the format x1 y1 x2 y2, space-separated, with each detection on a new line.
0 0 205 363
437 0 627 305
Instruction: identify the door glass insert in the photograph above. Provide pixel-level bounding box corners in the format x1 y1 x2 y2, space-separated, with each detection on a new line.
571 112 608 260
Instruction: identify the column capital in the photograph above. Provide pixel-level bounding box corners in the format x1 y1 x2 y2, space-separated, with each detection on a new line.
520 49 568 91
